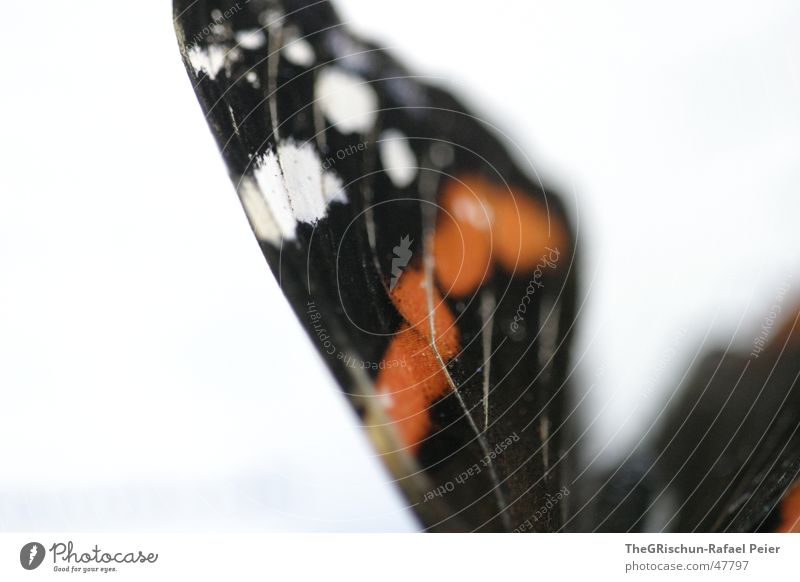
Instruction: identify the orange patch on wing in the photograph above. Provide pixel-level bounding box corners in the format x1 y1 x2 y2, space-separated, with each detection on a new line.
376 323 451 452
376 267 462 452
486 182 568 272
776 481 800 532
430 175 568 297
389 267 460 359
433 180 493 298
375 176 567 452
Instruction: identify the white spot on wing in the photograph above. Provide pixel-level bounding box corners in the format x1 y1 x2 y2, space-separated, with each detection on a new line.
245 141 350 244
282 36 315 67
245 71 260 88
377 389 394 410
253 152 297 240
452 194 492 230
315 68 378 134
323 172 347 204
379 129 417 188
235 29 267 50
238 177 284 244
276 141 332 223
187 45 227 80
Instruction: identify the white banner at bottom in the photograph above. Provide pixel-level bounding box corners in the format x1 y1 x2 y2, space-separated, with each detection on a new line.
0 533 796 581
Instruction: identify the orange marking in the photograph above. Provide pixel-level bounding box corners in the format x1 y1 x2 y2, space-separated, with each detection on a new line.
482 178 568 273
433 180 493 298
376 267 461 452
776 480 800 532
376 176 567 453
431 175 568 296
376 323 451 452
389 267 459 359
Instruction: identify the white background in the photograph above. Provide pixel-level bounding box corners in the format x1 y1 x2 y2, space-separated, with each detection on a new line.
1 1 798 531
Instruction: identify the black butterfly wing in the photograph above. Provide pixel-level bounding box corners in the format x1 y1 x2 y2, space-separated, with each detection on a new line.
589 305 800 533
173 0 578 531
652 309 800 532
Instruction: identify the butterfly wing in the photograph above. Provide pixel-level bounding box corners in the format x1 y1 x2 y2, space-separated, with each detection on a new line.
653 308 800 532
591 306 800 533
173 0 578 531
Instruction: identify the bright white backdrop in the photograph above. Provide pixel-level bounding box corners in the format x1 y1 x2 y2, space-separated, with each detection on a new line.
1 1 798 531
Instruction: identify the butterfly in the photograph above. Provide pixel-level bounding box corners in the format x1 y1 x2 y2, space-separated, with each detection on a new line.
172 0 800 532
